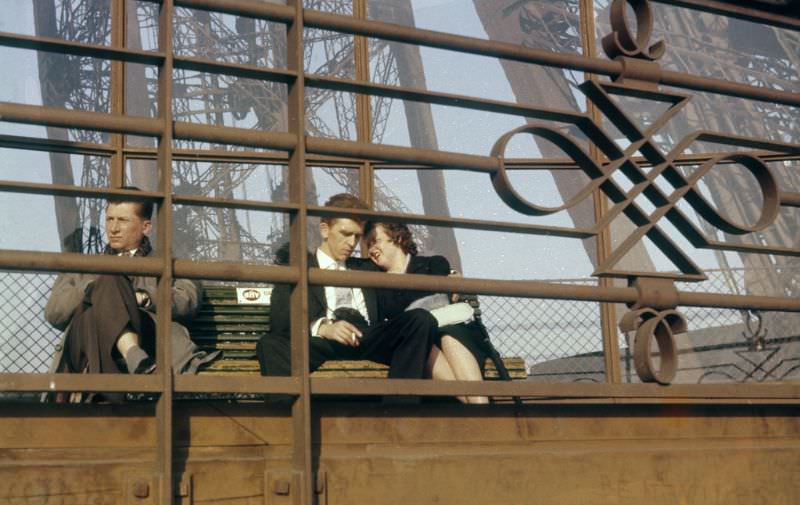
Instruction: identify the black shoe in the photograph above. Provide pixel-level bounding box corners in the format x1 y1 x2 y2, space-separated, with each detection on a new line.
133 357 156 374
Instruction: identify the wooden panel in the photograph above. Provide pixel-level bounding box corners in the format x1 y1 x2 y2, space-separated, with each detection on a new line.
2 403 797 505
200 357 527 379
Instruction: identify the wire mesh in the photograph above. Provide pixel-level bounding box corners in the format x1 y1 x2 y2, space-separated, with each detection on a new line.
2 269 797 385
0 272 61 374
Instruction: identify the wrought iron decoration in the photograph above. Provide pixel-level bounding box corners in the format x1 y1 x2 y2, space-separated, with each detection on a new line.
490 0 799 384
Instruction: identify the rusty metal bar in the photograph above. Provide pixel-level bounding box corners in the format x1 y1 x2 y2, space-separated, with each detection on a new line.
306 204 594 238
174 0 295 24
155 1 176 503
312 268 636 302
305 73 588 124
172 194 299 214
0 250 163 275
658 69 800 108
303 9 619 76
285 0 314 502
0 133 115 155
677 291 800 312
0 30 165 65
309 378 800 399
173 259 299 283
108 0 125 189
0 373 162 393
0 101 163 136
174 55 296 83
173 375 302 394
780 192 800 208
306 136 497 172
172 121 296 150
302 8 800 108
311 268 800 313
657 0 800 31
0 180 162 201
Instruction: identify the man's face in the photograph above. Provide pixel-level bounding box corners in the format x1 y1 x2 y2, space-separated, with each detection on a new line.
319 218 364 262
105 202 151 252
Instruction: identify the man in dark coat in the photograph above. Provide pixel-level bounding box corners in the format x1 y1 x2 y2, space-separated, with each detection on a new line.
256 193 438 378
45 192 217 376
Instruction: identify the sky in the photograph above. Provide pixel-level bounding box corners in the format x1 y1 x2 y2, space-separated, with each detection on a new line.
0 0 742 282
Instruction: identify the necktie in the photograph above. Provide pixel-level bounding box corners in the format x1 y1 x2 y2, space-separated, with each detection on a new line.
331 263 353 309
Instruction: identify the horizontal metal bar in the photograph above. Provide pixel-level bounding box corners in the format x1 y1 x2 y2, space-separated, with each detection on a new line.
0 31 165 65
306 136 497 172
0 373 162 393
173 121 296 151
174 375 301 394
312 268 800 312
780 192 800 208
310 378 800 399
0 250 164 276
310 268 635 303
173 259 299 283
306 205 595 239
174 55 296 84
0 180 163 201
677 291 800 312
175 0 295 24
0 101 163 137
0 133 115 156
304 9 619 76
173 194 298 213
659 68 800 108
303 9 800 108
305 73 588 124
657 0 800 32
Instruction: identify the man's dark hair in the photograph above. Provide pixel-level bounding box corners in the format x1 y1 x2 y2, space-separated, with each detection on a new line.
365 222 419 256
321 193 368 225
107 185 154 220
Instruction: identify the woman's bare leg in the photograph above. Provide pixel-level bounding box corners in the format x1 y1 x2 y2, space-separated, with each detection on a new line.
426 345 467 403
441 335 488 404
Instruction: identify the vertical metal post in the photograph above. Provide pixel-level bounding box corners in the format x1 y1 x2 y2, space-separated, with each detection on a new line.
287 2 314 504
580 0 622 383
353 0 374 204
110 0 126 188
156 1 176 503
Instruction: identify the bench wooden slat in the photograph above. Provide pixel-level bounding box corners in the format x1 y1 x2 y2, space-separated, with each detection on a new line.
199 357 527 380
191 287 527 381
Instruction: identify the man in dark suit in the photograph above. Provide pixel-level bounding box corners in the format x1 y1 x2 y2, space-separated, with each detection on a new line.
257 193 438 378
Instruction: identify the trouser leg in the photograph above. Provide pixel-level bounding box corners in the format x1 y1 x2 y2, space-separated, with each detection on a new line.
257 334 357 376
63 275 146 373
359 308 438 379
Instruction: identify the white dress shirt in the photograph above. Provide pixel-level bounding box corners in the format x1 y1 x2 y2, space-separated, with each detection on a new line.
311 248 370 337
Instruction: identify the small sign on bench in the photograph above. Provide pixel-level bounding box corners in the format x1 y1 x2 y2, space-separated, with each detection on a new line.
236 287 272 305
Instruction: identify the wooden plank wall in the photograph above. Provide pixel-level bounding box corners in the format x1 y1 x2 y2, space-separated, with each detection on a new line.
1 403 798 504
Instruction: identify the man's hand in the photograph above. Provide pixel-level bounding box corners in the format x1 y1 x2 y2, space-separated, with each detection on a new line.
318 319 362 346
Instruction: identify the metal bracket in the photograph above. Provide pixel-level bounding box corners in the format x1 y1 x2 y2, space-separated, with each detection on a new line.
175 473 193 505
125 473 158 505
264 470 327 505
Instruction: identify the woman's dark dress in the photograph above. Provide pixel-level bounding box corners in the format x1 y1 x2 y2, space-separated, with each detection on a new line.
373 255 488 373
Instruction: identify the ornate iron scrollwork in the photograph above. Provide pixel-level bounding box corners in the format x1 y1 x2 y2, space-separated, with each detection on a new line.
619 307 686 385
488 0 798 383
602 0 665 61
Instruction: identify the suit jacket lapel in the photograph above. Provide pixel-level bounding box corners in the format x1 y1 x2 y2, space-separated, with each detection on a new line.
308 252 326 318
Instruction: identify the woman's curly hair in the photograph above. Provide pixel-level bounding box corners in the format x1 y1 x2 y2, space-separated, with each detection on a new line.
365 222 418 256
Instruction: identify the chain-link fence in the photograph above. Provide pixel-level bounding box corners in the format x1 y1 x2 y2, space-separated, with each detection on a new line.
2 269 797 384
0 272 61 374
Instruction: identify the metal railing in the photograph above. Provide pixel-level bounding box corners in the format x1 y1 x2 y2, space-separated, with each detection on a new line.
1 1 800 503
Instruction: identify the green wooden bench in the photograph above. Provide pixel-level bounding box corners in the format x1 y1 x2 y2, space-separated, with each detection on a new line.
190 286 527 380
